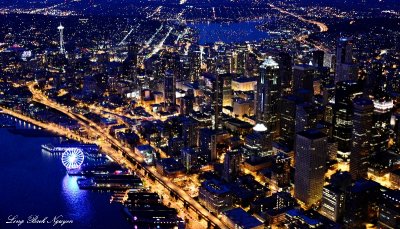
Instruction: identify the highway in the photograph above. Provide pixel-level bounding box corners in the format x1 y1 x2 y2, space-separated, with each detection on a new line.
25 82 228 229
269 3 330 52
269 3 328 33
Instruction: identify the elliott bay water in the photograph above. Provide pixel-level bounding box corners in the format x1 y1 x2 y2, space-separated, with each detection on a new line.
0 121 132 229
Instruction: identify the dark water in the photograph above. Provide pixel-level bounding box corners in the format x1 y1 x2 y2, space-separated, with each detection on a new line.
0 126 132 229
189 20 270 45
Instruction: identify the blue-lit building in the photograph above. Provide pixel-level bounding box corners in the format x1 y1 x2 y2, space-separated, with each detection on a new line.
198 179 233 213
221 208 263 229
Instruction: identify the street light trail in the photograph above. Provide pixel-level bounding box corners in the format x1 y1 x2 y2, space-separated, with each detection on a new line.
25 82 228 229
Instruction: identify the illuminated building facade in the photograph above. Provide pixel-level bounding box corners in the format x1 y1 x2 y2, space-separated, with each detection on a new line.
222 148 241 182
350 98 374 180
378 190 400 229
198 179 233 214
333 80 363 161
163 70 176 105
256 56 280 139
335 37 357 83
294 129 327 207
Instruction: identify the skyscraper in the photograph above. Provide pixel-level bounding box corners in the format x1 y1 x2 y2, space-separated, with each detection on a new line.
199 128 218 162
312 50 325 68
180 89 194 116
350 98 374 180
214 73 232 130
293 64 315 93
256 56 280 139
295 102 319 133
279 95 302 149
294 129 327 207
123 42 139 79
163 70 176 105
243 123 272 158
320 171 352 222
189 47 201 81
127 42 138 67
378 190 400 228
181 116 198 147
278 52 292 96
333 80 363 161
270 152 291 192
335 38 358 83
222 149 241 182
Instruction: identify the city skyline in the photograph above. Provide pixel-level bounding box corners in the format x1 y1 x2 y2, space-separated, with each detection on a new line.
0 0 399 228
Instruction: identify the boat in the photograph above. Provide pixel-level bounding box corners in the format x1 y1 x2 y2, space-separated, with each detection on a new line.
41 141 99 154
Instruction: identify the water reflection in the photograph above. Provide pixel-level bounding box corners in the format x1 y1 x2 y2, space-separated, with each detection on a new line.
62 174 91 221
189 20 270 44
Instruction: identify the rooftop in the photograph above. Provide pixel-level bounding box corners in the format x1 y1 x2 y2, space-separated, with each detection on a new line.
260 56 278 69
201 179 231 195
297 129 326 140
223 208 263 229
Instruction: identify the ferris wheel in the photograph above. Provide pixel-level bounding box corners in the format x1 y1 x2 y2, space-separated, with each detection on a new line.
61 148 85 169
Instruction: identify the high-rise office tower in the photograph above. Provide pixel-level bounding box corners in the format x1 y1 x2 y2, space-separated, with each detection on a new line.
199 128 218 162
371 98 392 153
180 89 194 116
123 42 139 79
366 60 383 96
377 190 400 228
214 73 232 130
373 98 394 129
279 95 303 149
343 179 381 228
312 50 325 68
256 56 280 139
222 149 241 182
295 102 318 133
181 116 198 148
294 129 327 207
350 98 374 180
278 52 293 96
320 171 352 222
179 54 191 81
335 38 358 83
161 52 181 81
321 185 346 222
333 80 363 161
127 42 138 67
234 48 248 75
370 97 394 153
181 147 198 172
270 153 291 192
163 70 176 105
317 66 333 88
293 64 315 93
189 47 201 81
246 123 272 158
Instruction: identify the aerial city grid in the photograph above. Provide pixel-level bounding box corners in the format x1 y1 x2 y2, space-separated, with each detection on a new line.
0 0 399 228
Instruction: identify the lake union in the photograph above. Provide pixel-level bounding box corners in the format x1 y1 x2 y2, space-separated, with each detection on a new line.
189 20 271 45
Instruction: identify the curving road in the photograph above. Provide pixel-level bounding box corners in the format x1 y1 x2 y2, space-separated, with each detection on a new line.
269 3 330 52
26 83 228 229
269 3 328 32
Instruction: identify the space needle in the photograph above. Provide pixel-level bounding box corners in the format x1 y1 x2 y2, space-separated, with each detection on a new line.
58 23 66 55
